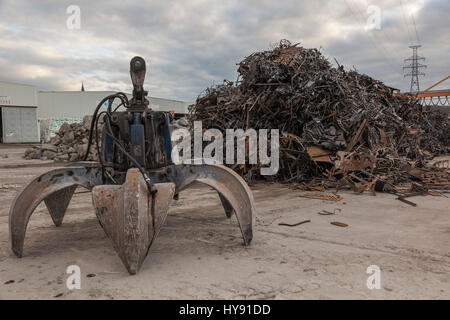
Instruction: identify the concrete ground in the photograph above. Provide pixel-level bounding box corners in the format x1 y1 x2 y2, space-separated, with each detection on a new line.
0 144 449 299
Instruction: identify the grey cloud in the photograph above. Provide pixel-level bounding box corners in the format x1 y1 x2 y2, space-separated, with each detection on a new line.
0 0 448 100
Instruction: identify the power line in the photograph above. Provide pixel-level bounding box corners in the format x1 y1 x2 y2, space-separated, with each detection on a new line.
411 13 421 44
399 0 414 45
343 0 399 72
400 0 422 45
351 1 404 63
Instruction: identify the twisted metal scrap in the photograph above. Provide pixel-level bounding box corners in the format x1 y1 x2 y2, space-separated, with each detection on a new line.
189 40 450 193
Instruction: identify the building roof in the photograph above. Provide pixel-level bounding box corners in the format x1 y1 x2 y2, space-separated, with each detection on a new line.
0 80 37 88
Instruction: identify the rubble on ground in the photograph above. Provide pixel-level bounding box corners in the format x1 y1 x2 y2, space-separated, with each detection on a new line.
24 116 100 162
24 115 190 162
189 40 450 194
172 117 190 129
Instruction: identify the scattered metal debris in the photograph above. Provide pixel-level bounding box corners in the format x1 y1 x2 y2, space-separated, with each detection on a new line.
299 192 343 201
397 197 417 207
278 220 311 227
395 191 425 207
318 208 341 215
296 181 325 192
330 221 348 227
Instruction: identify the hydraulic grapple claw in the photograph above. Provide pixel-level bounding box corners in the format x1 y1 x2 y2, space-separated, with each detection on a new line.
9 56 256 274
9 163 255 274
92 169 175 274
171 163 255 246
9 164 103 257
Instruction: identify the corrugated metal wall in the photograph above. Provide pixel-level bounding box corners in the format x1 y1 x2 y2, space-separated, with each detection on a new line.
0 81 40 143
1 107 39 143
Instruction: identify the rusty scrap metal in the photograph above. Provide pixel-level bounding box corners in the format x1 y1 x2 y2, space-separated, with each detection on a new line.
395 191 425 207
296 180 326 192
318 208 341 215
330 221 348 227
396 197 418 207
306 146 332 163
278 220 311 227
299 192 343 201
189 39 450 194
333 151 375 175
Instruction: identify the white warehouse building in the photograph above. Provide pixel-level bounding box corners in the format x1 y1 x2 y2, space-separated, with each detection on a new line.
37 91 191 119
0 81 192 143
0 81 40 143
37 91 192 141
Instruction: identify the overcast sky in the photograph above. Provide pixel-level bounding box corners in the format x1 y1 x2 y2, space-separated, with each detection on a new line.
0 0 448 101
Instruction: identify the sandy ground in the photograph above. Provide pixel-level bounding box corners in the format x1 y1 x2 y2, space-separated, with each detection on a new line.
0 144 449 300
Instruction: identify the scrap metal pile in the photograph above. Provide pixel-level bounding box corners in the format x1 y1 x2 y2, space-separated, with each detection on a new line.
189 40 450 194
